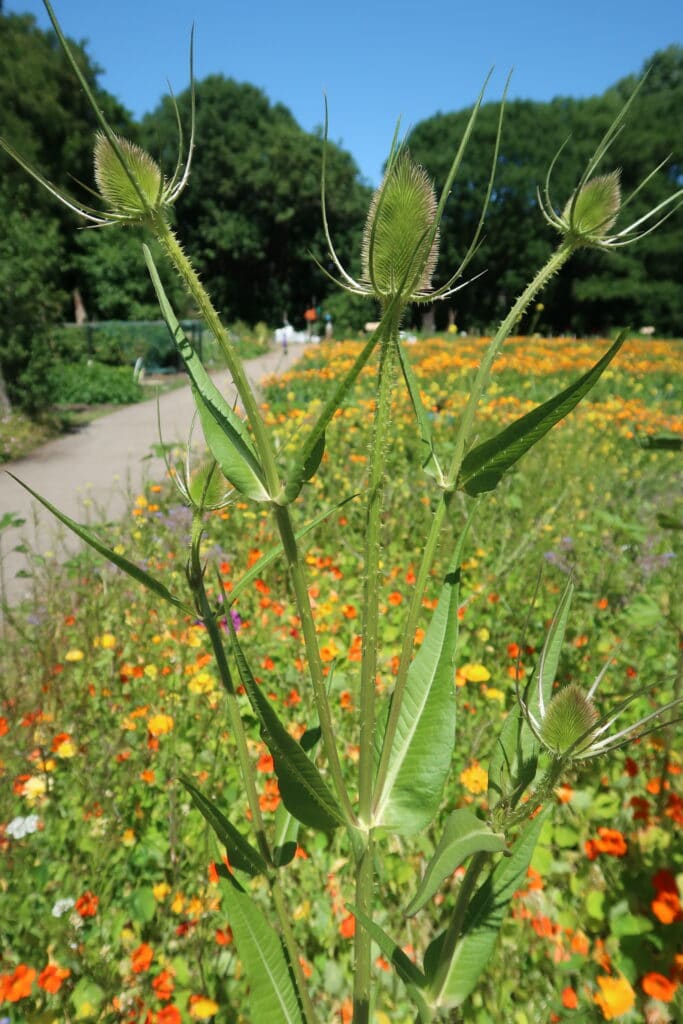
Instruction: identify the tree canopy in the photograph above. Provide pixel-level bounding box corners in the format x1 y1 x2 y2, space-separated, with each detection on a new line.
407 47 683 335
0 10 680 415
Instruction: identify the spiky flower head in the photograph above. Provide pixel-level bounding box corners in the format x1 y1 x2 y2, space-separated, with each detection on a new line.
361 151 439 305
561 171 622 244
539 683 599 756
538 78 681 251
94 133 164 221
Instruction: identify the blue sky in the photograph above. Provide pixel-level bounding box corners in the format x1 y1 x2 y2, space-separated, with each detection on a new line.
7 0 681 185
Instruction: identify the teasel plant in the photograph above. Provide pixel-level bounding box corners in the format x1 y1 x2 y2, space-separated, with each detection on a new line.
3 3 682 1021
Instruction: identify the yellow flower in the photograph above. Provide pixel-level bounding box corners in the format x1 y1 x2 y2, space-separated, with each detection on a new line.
188 671 217 695
483 686 505 704
147 713 174 737
53 737 76 758
153 882 171 902
171 892 185 914
24 776 48 802
121 828 136 847
189 995 220 1019
459 760 488 795
593 974 635 1020
144 664 158 680
99 633 116 649
459 663 491 683
65 649 84 662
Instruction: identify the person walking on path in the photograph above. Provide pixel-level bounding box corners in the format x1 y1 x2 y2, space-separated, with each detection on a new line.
0 344 305 608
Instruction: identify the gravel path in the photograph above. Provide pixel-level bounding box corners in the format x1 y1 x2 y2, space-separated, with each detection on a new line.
0 344 305 607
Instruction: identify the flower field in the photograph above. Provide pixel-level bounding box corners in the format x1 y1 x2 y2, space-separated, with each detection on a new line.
1 334 682 1023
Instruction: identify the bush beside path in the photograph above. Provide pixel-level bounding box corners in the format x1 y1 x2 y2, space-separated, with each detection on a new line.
0 345 305 607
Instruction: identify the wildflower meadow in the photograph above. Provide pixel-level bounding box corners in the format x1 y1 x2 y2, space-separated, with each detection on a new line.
1 3 682 1023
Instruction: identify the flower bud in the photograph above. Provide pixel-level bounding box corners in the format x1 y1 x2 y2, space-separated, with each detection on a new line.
361 151 439 305
561 171 622 244
539 683 599 756
94 132 164 220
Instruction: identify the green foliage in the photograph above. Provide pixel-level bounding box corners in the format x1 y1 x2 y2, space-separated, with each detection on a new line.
408 48 683 335
47 360 143 405
141 76 371 327
0 188 65 413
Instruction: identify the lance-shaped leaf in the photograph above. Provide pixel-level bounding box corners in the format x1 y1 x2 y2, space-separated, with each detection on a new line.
404 809 506 917
396 340 444 483
8 474 192 614
458 332 626 495
231 635 345 831
144 244 270 501
219 876 304 1024
488 581 573 809
373 532 467 835
272 726 321 867
426 808 550 1009
348 905 431 1019
180 776 267 877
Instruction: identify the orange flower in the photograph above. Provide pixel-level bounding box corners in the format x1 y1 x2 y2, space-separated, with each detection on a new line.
131 943 154 974
215 927 233 946
641 972 677 1002
562 986 579 1009
339 912 356 939
585 828 627 860
37 963 70 993
0 716 9 736
339 690 354 710
152 968 175 1001
593 974 635 1020
157 1006 182 1024
256 752 274 773
75 891 99 917
651 869 683 925
340 997 353 1024
388 591 403 606
258 777 280 812
0 964 36 1002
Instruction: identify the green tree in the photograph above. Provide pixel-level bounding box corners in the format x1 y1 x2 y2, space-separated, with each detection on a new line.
408 49 682 335
141 76 370 326
0 187 65 413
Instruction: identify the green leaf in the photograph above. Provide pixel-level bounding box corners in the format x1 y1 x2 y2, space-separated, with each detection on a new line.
7 474 193 615
532 577 574 723
458 332 626 495
404 809 506 917
396 340 444 482
219 876 304 1024
272 727 321 867
373 522 470 835
638 433 683 451
231 635 345 831
281 431 326 503
488 580 573 810
143 244 270 501
426 808 550 1009
180 776 268 876
348 904 427 988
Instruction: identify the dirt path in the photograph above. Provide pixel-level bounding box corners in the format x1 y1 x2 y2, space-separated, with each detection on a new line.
0 344 305 607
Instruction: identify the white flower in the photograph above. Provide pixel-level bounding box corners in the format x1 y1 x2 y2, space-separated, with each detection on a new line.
51 897 76 918
5 814 41 839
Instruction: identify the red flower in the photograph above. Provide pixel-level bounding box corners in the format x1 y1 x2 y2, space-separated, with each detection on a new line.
651 870 683 925
74 891 99 917
339 912 356 939
156 1007 182 1024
